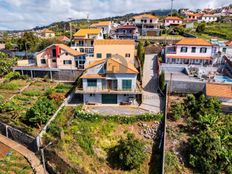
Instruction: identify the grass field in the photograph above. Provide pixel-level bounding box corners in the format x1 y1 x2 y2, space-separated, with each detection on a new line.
0 143 33 174
44 106 162 174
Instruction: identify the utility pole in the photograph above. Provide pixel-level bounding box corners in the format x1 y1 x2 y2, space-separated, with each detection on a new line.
68 18 73 46
171 0 174 16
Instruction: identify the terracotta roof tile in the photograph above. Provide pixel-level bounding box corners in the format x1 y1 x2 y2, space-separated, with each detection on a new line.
73 29 102 37
133 14 158 19
41 28 54 33
206 83 232 99
167 55 212 60
90 21 111 27
176 38 212 46
80 74 106 79
57 44 84 56
94 39 135 45
165 16 183 20
225 40 232 46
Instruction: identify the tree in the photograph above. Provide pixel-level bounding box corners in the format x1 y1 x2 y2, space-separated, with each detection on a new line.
137 41 145 68
196 22 206 33
107 133 146 170
159 70 165 92
24 97 56 128
17 32 38 52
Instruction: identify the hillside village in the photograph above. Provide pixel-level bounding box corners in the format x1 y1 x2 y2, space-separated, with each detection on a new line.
0 3 232 174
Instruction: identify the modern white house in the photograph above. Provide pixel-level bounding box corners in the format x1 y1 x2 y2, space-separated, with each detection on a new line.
199 14 218 23
72 28 104 57
77 55 141 105
165 38 214 65
164 16 183 26
90 21 112 35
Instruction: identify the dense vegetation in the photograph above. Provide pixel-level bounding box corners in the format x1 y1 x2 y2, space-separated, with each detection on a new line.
170 94 232 173
0 53 17 77
108 133 146 170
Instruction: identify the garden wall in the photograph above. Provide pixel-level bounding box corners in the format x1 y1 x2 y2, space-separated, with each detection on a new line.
0 121 38 152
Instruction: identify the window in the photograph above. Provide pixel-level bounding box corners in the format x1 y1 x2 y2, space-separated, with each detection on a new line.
96 53 102 58
90 93 95 97
87 79 97 87
180 47 188 53
52 49 56 57
125 53 130 58
65 52 69 56
52 59 56 63
80 48 84 52
200 47 207 53
106 53 112 58
41 59 46 64
191 47 196 53
63 60 72 64
222 47 227 53
122 80 132 90
150 19 152 23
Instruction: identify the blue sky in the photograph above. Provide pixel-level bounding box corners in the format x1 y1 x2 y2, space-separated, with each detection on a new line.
0 0 230 30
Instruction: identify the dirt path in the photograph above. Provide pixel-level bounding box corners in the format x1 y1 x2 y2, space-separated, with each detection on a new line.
0 134 46 174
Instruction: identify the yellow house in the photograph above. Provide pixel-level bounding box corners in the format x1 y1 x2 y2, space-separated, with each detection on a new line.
93 39 135 64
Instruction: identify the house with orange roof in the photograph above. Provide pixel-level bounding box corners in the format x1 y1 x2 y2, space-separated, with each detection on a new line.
77 54 141 104
41 28 55 38
93 39 135 64
165 38 214 65
72 28 104 58
185 13 202 22
206 83 232 102
132 14 161 36
12 44 86 81
90 21 112 35
56 35 70 43
164 16 183 26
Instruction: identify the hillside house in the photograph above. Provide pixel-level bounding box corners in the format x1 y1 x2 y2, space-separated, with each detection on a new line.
165 38 214 65
92 39 135 64
199 14 218 22
164 16 183 26
41 28 55 38
111 24 139 40
90 21 112 35
77 55 141 105
132 14 161 36
12 44 86 81
72 28 104 57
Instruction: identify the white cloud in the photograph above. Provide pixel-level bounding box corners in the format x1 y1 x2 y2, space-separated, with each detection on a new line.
0 0 230 30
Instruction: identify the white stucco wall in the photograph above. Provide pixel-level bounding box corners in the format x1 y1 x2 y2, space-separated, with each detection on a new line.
176 45 213 57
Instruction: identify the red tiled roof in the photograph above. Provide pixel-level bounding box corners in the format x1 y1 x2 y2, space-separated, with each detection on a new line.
176 38 212 46
167 55 212 60
225 40 232 46
165 16 183 21
206 83 232 99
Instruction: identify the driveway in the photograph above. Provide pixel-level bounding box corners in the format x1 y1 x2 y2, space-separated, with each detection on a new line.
140 54 161 113
85 106 148 116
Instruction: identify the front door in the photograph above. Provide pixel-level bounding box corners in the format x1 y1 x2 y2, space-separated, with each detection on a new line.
102 94 117 104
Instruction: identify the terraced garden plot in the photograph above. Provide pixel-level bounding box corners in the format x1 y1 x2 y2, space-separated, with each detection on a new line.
44 106 163 174
0 80 30 100
0 143 33 174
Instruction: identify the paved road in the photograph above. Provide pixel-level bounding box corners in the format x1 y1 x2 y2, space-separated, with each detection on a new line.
0 134 46 174
140 54 161 113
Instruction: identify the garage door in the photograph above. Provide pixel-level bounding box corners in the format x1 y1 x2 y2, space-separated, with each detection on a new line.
102 94 117 104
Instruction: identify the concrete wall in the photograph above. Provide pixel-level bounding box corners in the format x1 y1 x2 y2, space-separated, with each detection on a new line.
166 80 205 94
0 121 38 152
164 20 183 26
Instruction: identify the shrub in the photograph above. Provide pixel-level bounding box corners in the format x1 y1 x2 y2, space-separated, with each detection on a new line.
159 70 165 92
4 71 28 81
107 133 146 170
22 91 41 96
170 102 184 121
0 82 19 90
49 92 65 103
23 97 56 128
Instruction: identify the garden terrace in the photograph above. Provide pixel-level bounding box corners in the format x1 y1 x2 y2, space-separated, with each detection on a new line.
0 79 73 136
44 106 163 173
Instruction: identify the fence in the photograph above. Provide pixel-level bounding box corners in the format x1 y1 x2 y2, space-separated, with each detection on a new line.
0 121 38 152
